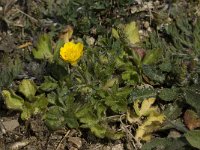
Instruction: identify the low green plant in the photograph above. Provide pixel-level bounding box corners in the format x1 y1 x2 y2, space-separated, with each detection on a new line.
2 79 48 120
0 54 22 88
2 1 200 149
30 30 133 138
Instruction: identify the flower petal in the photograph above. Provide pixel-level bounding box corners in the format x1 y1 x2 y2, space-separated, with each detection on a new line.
60 41 84 65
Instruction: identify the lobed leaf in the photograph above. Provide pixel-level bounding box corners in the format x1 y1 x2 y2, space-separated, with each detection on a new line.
2 90 24 111
32 34 53 62
184 89 200 115
185 130 200 149
39 76 58 92
18 79 37 101
143 49 162 65
123 21 140 45
158 88 179 101
141 137 188 150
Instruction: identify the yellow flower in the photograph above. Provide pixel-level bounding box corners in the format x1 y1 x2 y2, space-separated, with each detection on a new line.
60 41 83 66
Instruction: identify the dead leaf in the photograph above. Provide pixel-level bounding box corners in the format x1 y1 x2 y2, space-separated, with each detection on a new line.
127 108 141 124
127 97 165 142
135 113 165 141
0 138 5 150
68 137 82 149
17 42 32 49
132 47 146 59
184 109 200 130
59 25 73 43
167 130 181 138
133 98 158 116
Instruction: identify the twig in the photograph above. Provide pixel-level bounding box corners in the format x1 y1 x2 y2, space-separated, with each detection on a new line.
4 0 17 15
15 8 38 23
120 114 139 150
103 114 125 121
56 130 70 150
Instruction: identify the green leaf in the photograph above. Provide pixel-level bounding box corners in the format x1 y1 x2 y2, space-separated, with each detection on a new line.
90 124 107 138
18 79 37 101
141 137 188 150
21 102 33 120
20 94 48 120
143 65 165 83
75 103 118 139
105 130 124 140
105 95 127 113
0 55 22 87
185 130 200 149
47 92 57 105
56 86 72 107
159 88 179 101
131 49 142 67
194 19 200 52
63 111 79 128
96 103 107 119
184 89 200 115
47 63 68 80
2 90 24 111
142 49 162 65
159 61 172 72
32 94 48 114
45 106 66 130
32 34 53 62
112 28 120 39
102 78 119 90
129 88 156 103
163 102 182 120
45 89 78 129
104 87 130 113
77 114 105 138
39 76 58 92
122 70 140 85
76 104 98 125
124 21 140 45
53 39 65 61
161 118 188 133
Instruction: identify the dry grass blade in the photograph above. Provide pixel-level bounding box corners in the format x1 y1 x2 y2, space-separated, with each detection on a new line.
56 130 70 150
